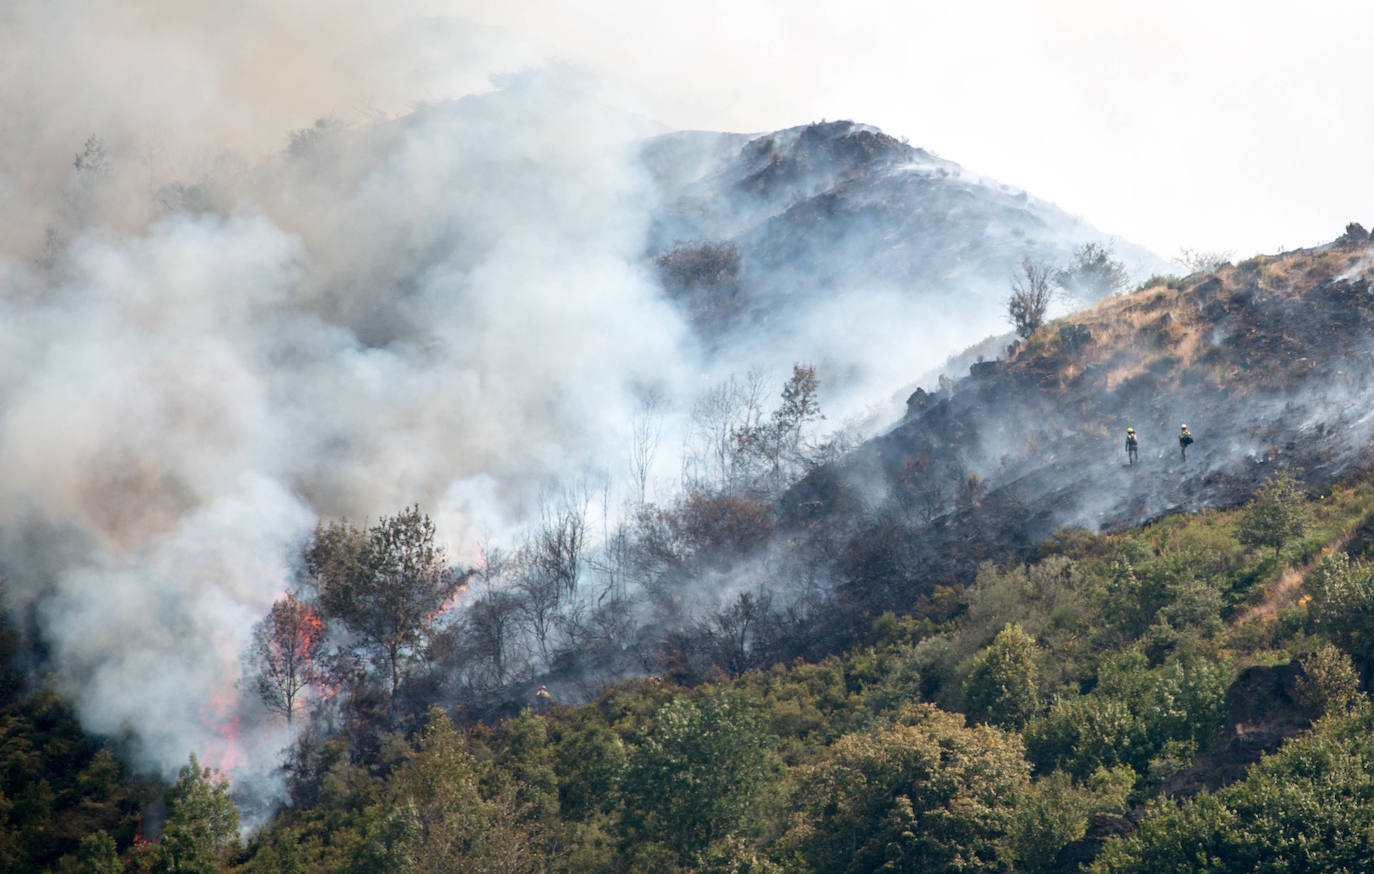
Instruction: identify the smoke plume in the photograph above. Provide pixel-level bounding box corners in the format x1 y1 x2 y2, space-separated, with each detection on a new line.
0 1 703 786
0 0 1166 793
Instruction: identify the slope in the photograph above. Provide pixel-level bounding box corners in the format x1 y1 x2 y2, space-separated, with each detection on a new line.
790 232 1374 636
642 120 1173 410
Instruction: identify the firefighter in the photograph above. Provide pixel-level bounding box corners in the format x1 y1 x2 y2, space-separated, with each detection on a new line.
1125 428 1138 465
1179 424 1194 460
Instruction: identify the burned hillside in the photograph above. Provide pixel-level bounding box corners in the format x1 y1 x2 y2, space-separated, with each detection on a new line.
432 236 1374 713
643 121 1172 395
785 237 1374 636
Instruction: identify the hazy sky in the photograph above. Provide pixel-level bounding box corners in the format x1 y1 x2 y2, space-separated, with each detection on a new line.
7 0 1370 262
450 0 1374 261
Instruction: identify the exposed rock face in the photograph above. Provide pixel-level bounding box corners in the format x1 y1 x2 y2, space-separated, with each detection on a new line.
969 360 1003 380
905 387 931 417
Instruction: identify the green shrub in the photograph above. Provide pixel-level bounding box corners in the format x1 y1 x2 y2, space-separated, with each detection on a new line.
1308 552 1374 657
1296 644 1367 717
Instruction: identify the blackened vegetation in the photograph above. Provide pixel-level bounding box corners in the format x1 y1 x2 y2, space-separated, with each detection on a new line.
269 242 1374 750
736 121 910 199
642 120 1166 345
780 241 1374 642
654 241 744 333
222 237 1374 874
23 239 1374 874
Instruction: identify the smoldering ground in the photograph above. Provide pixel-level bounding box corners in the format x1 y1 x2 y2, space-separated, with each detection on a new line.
793 248 1374 642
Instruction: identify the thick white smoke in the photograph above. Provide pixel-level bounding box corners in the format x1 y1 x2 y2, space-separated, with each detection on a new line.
0 1 701 785
0 0 1167 791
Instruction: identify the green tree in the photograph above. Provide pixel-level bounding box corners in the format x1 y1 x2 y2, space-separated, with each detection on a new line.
367 709 549 874
1010 767 1133 874
1296 644 1367 717
1308 552 1374 657
555 723 626 820
791 702 1029 873
156 754 239 874
245 828 304 874
492 710 559 824
76 831 122 874
963 622 1041 729
1089 793 1238 874
1237 471 1311 561
387 714 485 870
351 800 420 874
622 690 775 862
1056 242 1128 300
1024 694 1137 780
313 508 469 710
1091 713 1374 873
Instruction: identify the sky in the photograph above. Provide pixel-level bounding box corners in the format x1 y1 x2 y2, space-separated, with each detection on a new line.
6 0 1371 261
452 0 1374 261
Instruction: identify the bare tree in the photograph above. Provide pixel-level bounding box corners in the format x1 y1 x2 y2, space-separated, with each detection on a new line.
710 591 770 676
683 372 767 491
533 491 588 598
1176 247 1234 274
628 388 665 505
517 565 561 666
730 363 823 493
463 587 524 691
1007 257 1055 339
244 593 324 725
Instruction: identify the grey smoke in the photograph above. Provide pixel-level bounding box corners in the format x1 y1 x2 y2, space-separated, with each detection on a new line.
0 2 1171 791
0 37 698 783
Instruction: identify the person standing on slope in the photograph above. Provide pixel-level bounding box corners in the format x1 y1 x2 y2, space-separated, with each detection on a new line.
1179 424 1194 460
1126 428 1138 466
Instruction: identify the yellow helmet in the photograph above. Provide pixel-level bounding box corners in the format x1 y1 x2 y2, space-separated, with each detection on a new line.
1127 427 1134 433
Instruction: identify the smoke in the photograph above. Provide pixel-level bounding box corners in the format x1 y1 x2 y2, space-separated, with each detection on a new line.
0 0 1174 794
0 1 709 788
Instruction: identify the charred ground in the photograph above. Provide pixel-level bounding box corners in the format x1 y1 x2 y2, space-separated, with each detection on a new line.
786 236 1374 640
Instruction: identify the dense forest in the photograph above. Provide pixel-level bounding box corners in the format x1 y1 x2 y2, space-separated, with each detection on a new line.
10 238 1374 872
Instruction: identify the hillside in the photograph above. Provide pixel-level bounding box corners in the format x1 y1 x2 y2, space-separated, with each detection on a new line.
0 102 1186 799
788 233 1374 637
8 231 1374 873
641 121 1172 407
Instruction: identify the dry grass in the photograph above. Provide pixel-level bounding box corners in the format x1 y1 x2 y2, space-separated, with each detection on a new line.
1011 243 1374 395
1233 564 1306 628
1024 281 1209 391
